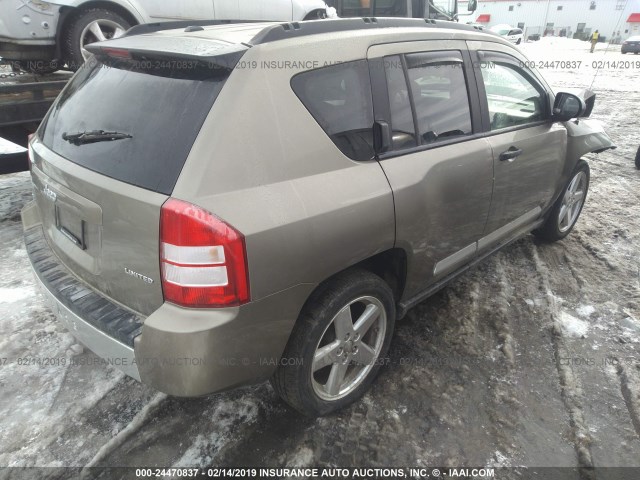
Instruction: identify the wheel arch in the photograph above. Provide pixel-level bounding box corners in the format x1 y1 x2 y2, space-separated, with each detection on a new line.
546 119 616 213
56 1 141 44
295 248 408 326
303 8 328 20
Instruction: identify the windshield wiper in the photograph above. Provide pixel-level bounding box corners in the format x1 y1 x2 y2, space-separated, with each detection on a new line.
62 130 132 146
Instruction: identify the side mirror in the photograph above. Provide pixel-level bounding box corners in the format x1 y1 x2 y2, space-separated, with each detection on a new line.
552 92 586 122
468 0 477 12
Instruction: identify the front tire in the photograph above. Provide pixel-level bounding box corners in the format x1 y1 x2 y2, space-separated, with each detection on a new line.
271 269 395 416
62 8 131 70
534 160 590 242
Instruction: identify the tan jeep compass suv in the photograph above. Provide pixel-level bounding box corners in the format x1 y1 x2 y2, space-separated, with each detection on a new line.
22 18 614 416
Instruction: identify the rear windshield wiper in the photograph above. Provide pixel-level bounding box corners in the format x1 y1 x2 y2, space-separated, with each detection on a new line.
62 130 132 146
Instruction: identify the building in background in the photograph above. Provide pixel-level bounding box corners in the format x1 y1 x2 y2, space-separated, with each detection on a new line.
458 0 640 42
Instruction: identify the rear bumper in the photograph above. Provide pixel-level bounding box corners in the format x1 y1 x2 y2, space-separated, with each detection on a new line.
25 221 143 380
23 201 313 396
33 266 141 380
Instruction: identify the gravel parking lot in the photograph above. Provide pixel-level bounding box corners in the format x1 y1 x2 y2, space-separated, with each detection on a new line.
0 37 639 475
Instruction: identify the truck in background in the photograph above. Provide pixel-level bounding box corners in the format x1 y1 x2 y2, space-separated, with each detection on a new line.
0 64 71 173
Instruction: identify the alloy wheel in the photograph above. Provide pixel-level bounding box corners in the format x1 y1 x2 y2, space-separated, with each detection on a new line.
80 20 127 61
558 171 588 233
311 296 386 401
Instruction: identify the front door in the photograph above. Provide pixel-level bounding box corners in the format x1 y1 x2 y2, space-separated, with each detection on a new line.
468 43 567 251
213 0 293 20
138 0 214 20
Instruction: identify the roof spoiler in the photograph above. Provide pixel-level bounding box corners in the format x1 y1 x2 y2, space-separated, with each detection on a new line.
124 19 270 38
86 44 248 71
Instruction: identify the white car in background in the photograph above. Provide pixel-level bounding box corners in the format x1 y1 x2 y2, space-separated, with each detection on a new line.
0 0 330 72
490 24 524 45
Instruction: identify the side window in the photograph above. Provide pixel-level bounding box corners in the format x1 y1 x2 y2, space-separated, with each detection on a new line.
405 51 473 144
291 60 375 161
480 62 545 130
373 0 408 17
384 55 418 150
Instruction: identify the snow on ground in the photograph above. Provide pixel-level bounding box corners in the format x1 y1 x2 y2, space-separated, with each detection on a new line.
0 37 639 472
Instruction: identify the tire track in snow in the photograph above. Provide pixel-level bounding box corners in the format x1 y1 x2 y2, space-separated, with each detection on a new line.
530 246 595 473
617 363 640 438
82 393 167 470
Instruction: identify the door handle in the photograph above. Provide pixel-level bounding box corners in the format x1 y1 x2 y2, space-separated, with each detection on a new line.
499 146 523 162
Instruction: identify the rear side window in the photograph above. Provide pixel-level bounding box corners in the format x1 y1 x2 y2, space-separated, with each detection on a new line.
291 60 375 161
405 51 473 144
384 55 418 150
39 58 229 195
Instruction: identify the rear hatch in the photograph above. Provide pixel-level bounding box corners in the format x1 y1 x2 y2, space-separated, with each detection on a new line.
31 35 243 315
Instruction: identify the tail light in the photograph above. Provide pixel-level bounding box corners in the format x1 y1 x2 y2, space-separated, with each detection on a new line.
160 198 250 308
101 47 131 59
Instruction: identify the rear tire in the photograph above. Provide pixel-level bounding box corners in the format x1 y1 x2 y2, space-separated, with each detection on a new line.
534 160 590 242
271 269 395 416
635 146 640 170
62 8 131 70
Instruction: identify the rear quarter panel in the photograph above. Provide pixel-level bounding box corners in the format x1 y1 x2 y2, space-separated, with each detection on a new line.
172 39 396 302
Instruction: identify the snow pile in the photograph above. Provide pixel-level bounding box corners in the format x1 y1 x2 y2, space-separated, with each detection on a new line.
558 311 590 338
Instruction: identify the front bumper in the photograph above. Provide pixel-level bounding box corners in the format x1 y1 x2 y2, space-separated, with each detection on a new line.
23 201 314 397
621 44 640 53
0 1 58 42
0 0 58 60
0 40 56 61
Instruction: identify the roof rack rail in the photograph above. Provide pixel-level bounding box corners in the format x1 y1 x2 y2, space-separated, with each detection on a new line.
249 17 489 45
123 17 494 43
124 19 268 37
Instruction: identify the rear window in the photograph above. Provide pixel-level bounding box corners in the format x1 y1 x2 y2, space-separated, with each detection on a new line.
39 57 229 195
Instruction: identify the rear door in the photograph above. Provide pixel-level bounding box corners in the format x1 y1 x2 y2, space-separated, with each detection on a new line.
368 41 494 297
33 52 230 315
213 0 293 20
468 42 566 251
